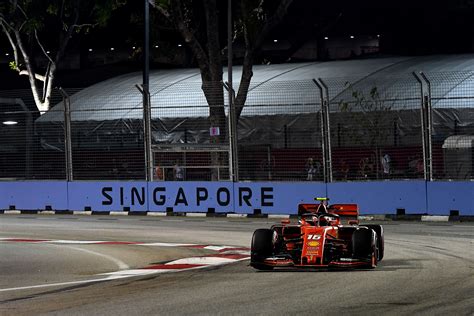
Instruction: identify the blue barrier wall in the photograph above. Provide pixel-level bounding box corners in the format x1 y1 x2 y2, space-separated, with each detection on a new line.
148 182 234 212
68 182 149 211
0 181 68 210
0 181 472 215
327 181 427 214
426 181 474 215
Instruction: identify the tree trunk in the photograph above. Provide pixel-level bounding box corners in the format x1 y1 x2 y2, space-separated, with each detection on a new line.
202 80 227 180
235 50 254 120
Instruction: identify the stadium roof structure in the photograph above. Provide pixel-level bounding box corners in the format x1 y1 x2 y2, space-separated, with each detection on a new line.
37 54 474 123
34 54 474 149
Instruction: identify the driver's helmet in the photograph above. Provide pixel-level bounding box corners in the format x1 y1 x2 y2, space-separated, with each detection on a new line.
318 215 330 226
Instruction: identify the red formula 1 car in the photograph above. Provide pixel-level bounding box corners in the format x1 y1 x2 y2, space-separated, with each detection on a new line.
250 198 384 270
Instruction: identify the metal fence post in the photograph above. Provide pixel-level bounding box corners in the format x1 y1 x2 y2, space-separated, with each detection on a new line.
226 0 239 182
140 0 153 182
420 72 433 182
224 82 239 182
412 72 433 181
136 84 153 181
313 79 333 183
58 88 73 181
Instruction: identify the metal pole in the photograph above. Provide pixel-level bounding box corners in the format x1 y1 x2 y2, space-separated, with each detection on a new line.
144 0 150 90
420 72 433 181
319 79 333 183
227 0 239 181
59 88 73 181
412 72 432 182
143 0 153 181
314 78 333 183
312 79 327 182
412 72 425 179
224 82 238 182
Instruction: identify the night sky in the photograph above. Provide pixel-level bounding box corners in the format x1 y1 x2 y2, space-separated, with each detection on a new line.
49 0 474 55
275 0 474 55
1 1 474 89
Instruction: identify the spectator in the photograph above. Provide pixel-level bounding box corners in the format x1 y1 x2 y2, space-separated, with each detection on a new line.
173 162 184 181
340 159 350 180
408 155 424 178
155 163 164 180
381 153 391 178
416 158 424 177
305 157 319 181
358 157 369 179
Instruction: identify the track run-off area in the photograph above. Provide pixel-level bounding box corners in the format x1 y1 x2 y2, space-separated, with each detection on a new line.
0 215 473 315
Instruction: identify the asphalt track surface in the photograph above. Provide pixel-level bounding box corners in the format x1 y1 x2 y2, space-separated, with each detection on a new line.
0 215 473 315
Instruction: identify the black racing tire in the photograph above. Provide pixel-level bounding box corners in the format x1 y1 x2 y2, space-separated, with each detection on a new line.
364 225 384 261
352 228 378 268
271 226 284 253
250 229 274 270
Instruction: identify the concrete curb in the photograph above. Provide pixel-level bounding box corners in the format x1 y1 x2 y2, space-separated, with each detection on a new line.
421 215 449 222
1 209 473 222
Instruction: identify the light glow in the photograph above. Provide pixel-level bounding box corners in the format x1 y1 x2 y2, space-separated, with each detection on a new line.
3 121 18 126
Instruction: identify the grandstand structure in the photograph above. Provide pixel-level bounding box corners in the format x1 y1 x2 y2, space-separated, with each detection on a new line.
2 55 473 181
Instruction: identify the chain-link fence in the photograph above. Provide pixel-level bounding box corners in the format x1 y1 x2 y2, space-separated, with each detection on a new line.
326 74 424 181
0 72 472 181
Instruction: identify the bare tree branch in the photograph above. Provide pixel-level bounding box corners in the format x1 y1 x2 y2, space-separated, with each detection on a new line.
2 0 124 114
150 2 171 19
55 7 79 64
9 0 28 20
0 18 20 67
34 29 54 64
18 69 46 81
14 28 48 112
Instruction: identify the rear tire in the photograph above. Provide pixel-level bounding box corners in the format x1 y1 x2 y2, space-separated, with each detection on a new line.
250 229 274 270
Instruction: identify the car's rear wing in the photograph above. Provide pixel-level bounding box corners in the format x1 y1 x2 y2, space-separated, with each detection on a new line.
298 203 319 215
298 203 359 219
328 204 359 218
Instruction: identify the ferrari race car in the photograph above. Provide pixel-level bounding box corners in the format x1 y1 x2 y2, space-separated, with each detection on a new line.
250 198 384 270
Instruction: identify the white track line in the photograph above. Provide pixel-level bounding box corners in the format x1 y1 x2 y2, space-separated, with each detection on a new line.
0 237 250 293
59 245 130 270
0 276 131 293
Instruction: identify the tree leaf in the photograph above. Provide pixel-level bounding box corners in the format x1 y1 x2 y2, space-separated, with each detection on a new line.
8 61 18 70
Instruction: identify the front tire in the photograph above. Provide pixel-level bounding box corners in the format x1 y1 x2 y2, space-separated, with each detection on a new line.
352 228 378 269
363 225 384 261
250 229 274 270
